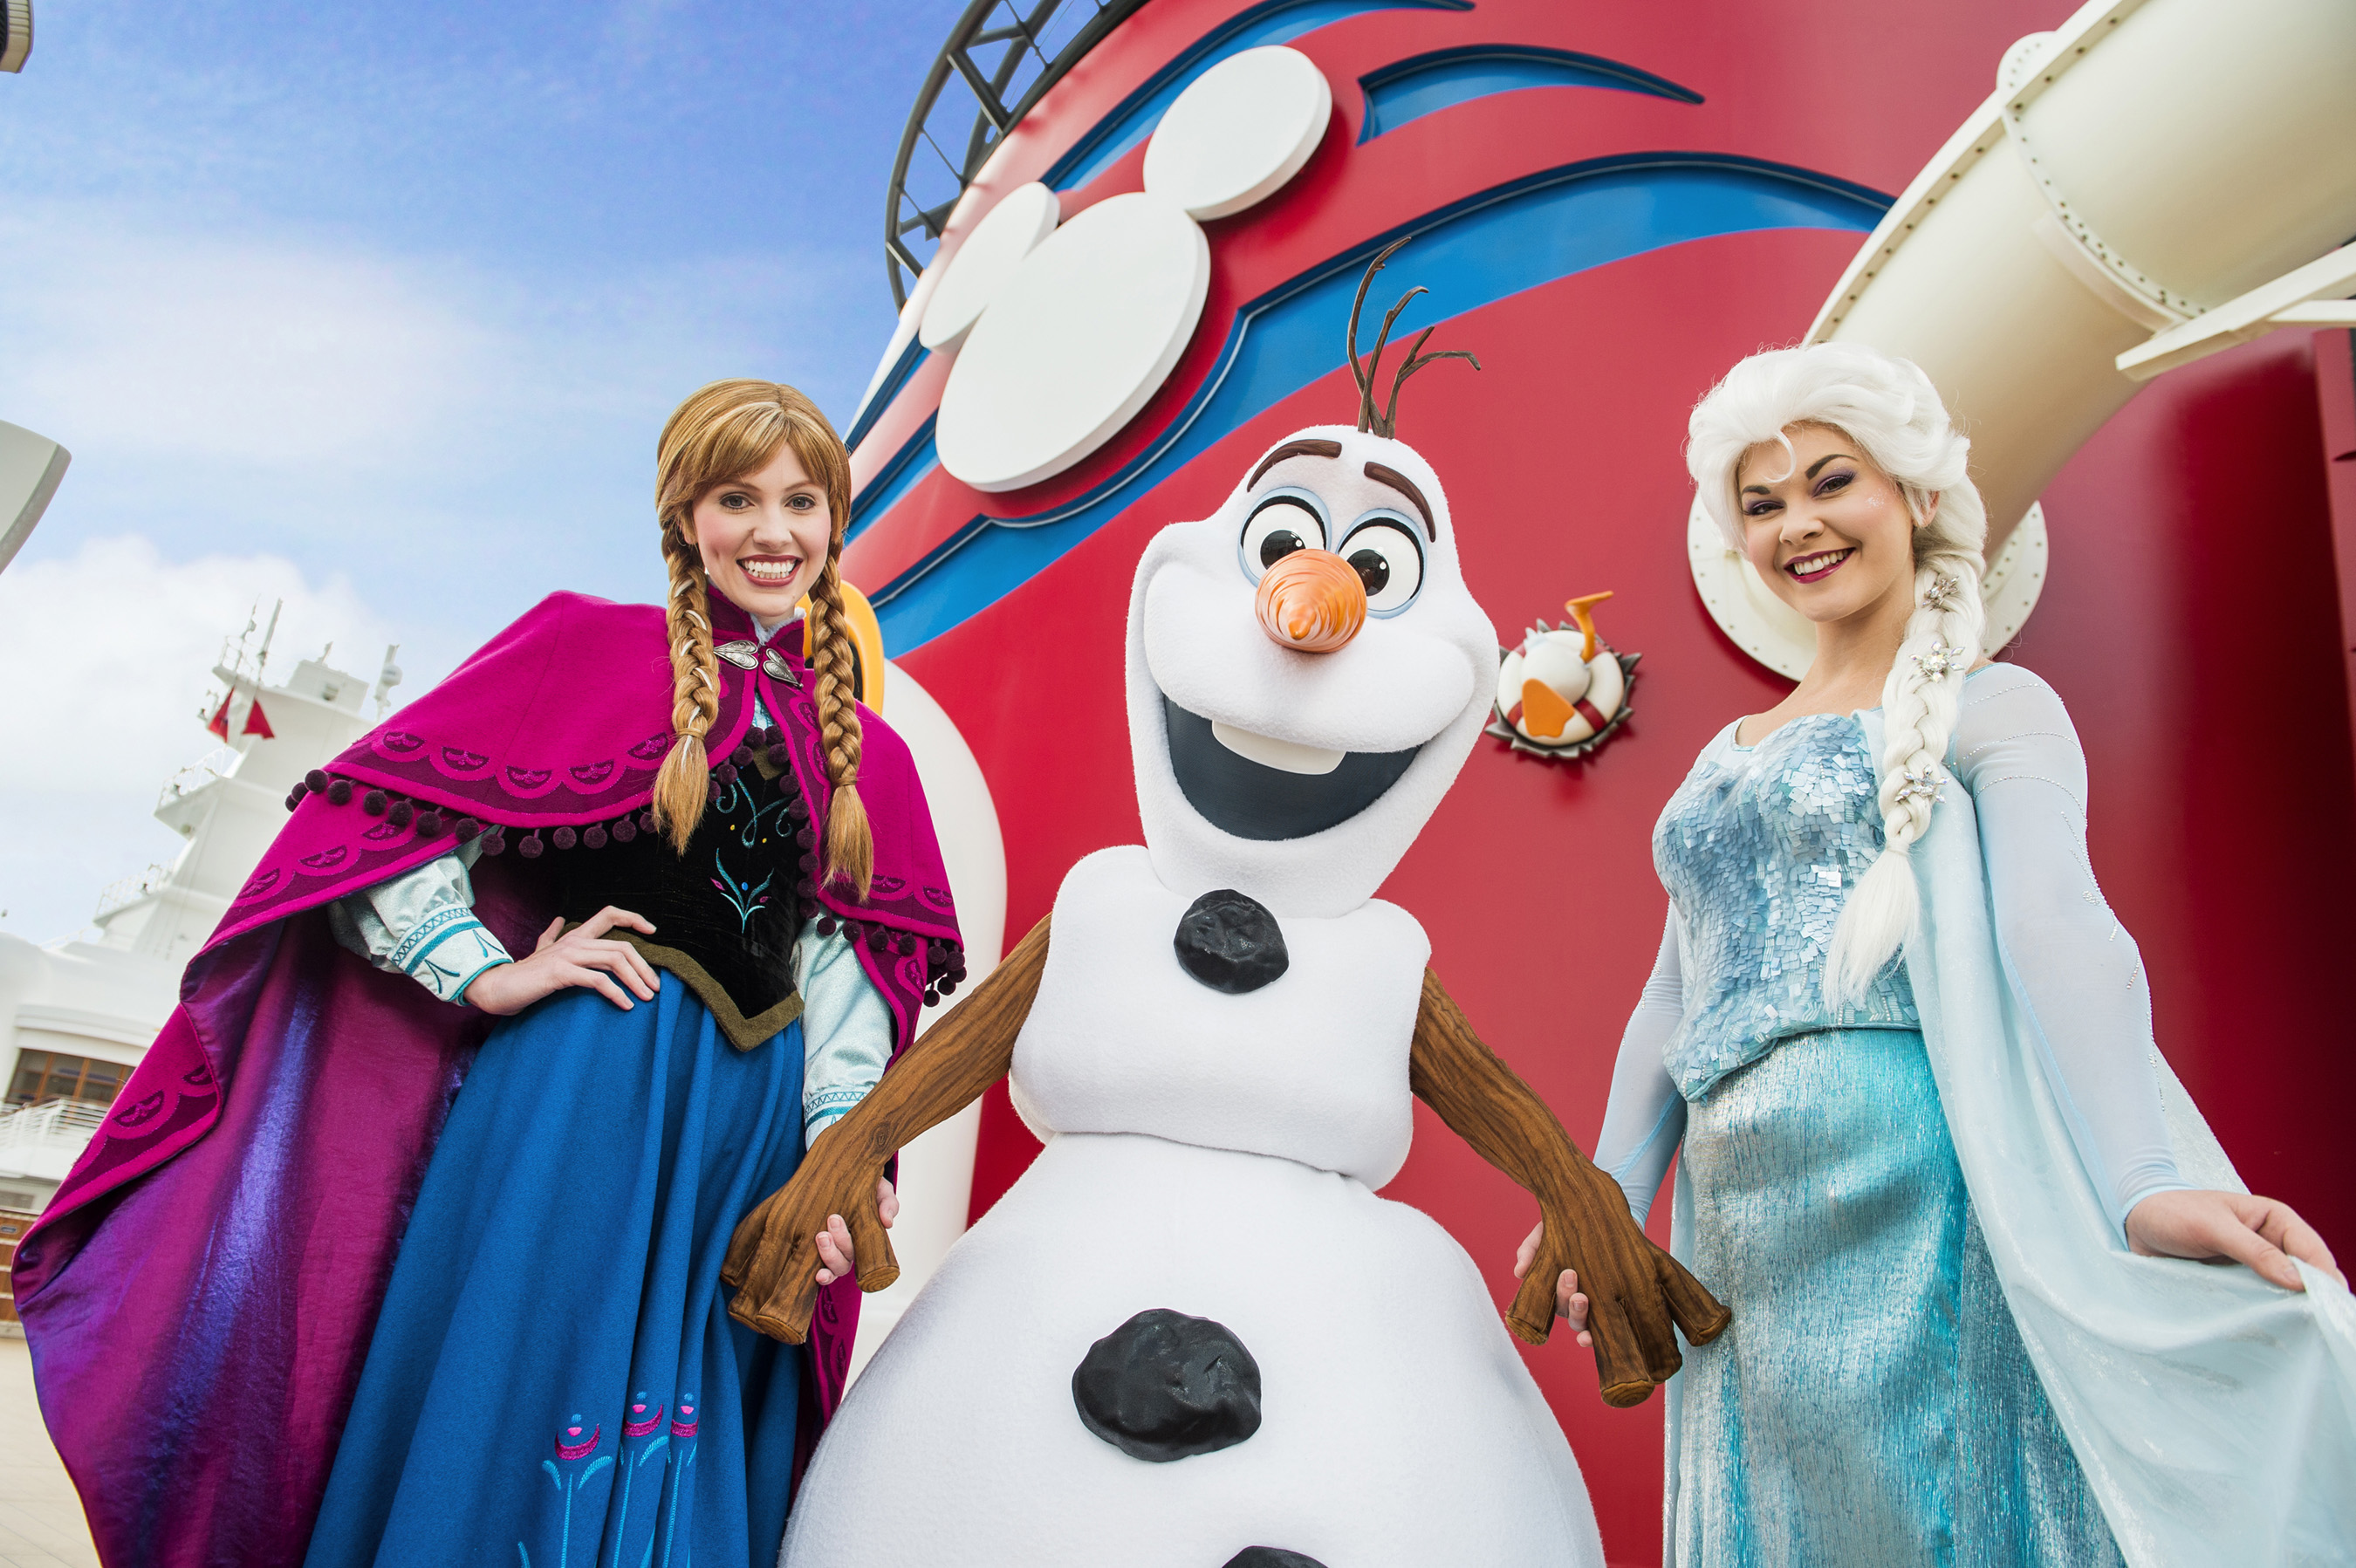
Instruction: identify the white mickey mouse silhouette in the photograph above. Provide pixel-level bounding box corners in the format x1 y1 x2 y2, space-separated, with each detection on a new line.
926 45 1334 494
918 181 1062 353
1140 45 1333 218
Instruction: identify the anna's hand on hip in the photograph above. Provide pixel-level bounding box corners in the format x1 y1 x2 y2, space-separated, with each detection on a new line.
2125 1188 2344 1291
462 907 662 1015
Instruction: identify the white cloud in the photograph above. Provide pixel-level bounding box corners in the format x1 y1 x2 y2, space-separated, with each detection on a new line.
0 2 925 943
0 192 884 940
0 534 453 943
0 195 878 598
0 201 500 474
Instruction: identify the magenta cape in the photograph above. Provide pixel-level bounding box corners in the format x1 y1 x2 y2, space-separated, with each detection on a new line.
11 590 962 1568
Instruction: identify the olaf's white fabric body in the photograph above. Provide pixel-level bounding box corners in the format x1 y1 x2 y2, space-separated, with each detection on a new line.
782 428 1606 1566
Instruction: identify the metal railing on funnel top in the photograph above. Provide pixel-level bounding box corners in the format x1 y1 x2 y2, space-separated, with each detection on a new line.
884 0 1148 306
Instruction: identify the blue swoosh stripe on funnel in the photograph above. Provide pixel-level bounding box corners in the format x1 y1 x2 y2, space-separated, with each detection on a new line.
1357 45 1703 143
1045 0 1476 194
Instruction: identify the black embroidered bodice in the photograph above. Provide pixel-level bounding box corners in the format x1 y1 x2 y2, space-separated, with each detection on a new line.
556 746 816 1049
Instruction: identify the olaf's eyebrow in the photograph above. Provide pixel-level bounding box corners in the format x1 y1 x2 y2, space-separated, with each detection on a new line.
1249 439 1344 487
1363 462 1434 538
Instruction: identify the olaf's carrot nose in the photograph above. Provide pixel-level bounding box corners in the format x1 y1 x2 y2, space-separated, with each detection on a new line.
1256 549 1367 653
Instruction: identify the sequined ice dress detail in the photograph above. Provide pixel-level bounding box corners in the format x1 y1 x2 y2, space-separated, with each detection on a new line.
1652 713 1917 1099
1620 681 2140 1567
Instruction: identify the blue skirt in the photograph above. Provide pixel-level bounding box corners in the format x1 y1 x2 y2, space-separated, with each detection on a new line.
1671 1027 2121 1568
306 982 807 1568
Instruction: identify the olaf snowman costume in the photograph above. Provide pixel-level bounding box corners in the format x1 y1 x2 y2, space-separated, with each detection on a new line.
725 271 1726 1568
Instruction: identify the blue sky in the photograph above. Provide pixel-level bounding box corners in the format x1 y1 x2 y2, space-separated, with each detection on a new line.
0 0 969 938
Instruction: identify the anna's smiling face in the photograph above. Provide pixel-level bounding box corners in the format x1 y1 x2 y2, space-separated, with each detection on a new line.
683 442 832 624
1737 421 1923 627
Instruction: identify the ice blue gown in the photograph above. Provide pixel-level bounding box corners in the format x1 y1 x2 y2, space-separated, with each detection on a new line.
1608 686 2139 1566
304 982 808 1568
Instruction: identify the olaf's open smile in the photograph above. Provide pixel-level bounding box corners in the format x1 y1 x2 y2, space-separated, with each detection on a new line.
1160 693 1421 841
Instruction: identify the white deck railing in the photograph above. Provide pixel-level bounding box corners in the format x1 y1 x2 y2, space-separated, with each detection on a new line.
92 865 173 924
0 1099 108 1183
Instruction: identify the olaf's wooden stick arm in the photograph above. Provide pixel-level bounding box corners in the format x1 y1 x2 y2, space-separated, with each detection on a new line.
723 914 1052 1343
1407 969 1729 1407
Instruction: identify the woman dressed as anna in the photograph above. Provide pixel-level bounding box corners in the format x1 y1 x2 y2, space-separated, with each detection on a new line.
12 380 968 1568
1524 344 2351 1565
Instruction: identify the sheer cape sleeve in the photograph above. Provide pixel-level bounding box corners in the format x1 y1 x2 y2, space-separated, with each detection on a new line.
1591 907 1688 1225
1951 664 2186 1230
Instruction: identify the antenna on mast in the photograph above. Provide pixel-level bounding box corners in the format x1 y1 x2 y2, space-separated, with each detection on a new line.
229 599 259 684
255 599 284 682
373 645 403 716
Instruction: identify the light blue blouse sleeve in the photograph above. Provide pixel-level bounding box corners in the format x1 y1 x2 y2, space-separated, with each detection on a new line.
325 840 514 1005
794 921 895 1150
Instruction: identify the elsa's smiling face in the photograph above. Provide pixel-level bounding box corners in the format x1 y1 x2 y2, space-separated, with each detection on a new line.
1736 421 1926 629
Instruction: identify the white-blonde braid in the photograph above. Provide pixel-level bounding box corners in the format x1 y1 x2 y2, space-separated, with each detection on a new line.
1685 342 1990 1004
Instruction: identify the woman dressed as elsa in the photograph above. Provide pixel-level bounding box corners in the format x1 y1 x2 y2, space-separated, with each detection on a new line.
1523 344 2350 1565
13 381 965 1568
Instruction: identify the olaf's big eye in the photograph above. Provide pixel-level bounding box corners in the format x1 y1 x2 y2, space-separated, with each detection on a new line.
1340 517 1424 614
1240 496 1326 579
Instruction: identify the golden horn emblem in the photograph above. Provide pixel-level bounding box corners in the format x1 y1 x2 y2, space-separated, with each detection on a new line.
1256 550 1367 653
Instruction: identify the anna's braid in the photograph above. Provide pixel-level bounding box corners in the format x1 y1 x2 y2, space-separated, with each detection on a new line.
652 526 723 852
807 544 874 900
1823 509 1987 1004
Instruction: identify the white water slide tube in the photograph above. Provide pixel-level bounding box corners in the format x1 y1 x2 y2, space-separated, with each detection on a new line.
1694 0 2356 677
0 420 69 578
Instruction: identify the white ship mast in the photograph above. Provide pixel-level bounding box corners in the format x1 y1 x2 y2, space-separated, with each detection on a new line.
96 602 396 969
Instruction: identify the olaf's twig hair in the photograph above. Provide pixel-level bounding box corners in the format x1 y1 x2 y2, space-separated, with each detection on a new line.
1346 237 1480 438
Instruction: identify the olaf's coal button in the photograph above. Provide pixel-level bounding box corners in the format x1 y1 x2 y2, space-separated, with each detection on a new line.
1173 888 1289 995
1072 1308 1262 1462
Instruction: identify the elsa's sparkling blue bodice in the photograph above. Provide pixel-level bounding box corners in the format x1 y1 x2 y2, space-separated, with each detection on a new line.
1653 713 1917 1097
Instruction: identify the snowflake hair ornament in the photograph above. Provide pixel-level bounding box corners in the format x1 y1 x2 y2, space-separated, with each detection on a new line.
1890 763 1947 807
1912 640 1969 681
1920 572 1963 611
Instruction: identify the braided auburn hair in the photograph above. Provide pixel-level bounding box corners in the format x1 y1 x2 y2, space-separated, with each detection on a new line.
651 379 874 898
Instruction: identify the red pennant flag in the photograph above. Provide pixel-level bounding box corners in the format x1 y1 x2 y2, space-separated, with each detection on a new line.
207 696 231 738
241 697 275 739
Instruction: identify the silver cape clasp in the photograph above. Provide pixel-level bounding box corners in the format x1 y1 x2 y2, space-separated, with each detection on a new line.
714 640 803 688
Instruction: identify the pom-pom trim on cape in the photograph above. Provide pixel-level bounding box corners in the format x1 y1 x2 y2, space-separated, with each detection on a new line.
9 588 962 1568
